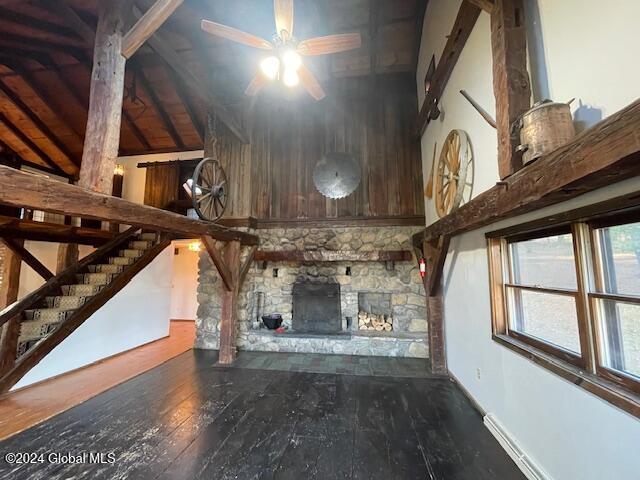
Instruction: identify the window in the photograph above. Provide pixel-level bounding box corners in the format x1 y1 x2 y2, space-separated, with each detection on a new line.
488 206 640 416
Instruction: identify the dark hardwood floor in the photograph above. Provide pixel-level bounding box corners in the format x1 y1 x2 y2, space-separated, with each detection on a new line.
0 350 524 479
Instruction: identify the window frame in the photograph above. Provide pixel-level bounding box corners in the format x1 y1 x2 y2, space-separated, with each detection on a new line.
487 206 640 418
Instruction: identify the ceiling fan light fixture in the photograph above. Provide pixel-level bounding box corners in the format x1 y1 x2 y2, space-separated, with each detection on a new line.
282 49 302 71
283 68 299 87
260 56 280 79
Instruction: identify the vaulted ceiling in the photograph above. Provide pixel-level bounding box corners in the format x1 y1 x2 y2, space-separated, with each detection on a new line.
0 0 426 178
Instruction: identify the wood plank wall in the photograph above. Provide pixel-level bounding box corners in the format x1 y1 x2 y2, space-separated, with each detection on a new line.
215 72 424 221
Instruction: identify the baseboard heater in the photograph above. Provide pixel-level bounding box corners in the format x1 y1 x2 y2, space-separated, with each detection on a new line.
483 413 551 480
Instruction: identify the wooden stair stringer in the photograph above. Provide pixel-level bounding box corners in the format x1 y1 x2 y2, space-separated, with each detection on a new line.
0 237 171 394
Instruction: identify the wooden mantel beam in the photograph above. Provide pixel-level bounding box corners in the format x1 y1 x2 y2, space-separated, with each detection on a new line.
0 165 259 245
421 98 640 242
122 0 184 59
417 1 481 136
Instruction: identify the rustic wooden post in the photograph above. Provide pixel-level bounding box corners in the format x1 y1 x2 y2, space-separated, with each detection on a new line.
78 0 130 194
56 243 79 274
218 240 241 364
424 239 447 374
491 0 531 179
0 242 22 377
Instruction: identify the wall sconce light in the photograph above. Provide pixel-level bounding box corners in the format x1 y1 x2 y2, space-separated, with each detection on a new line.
114 164 125 176
188 241 202 252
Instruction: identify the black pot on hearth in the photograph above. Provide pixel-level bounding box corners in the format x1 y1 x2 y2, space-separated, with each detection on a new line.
262 314 283 330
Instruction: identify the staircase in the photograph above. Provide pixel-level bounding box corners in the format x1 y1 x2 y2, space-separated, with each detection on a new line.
0 229 171 393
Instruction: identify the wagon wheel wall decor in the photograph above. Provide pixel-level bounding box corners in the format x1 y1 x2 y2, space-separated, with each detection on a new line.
435 129 473 218
191 157 228 222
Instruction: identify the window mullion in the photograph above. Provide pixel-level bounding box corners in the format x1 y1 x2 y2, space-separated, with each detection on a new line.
572 222 597 374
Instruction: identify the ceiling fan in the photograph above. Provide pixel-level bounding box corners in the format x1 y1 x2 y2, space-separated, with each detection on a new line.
201 0 362 100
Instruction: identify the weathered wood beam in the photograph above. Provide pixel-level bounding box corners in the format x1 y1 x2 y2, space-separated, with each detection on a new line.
0 241 21 377
0 215 113 245
417 1 481 136
79 0 130 193
1 238 54 281
467 0 495 12
412 0 429 72
134 7 249 144
163 65 204 141
423 239 447 374
218 240 241 364
131 64 185 149
422 98 640 242
55 243 79 274
0 112 65 176
491 0 531 179
0 77 80 168
0 5 81 40
0 138 62 177
45 0 96 46
253 250 414 263
202 236 234 291
238 245 257 289
0 166 259 244
427 235 450 296
122 0 184 59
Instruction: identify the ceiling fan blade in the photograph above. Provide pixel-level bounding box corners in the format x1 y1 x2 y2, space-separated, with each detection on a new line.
274 0 294 40
245 74 269 97
298 65 326 101
201 20 273 50
297 33 362 56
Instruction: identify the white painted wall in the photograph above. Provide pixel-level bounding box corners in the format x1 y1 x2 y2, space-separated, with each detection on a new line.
417 1 640 479
170 242 199 321
13 247 173 390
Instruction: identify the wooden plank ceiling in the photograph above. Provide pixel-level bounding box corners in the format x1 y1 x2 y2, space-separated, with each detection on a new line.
0 0 426 178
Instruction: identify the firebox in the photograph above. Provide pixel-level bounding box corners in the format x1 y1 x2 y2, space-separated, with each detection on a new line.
292 282 342 334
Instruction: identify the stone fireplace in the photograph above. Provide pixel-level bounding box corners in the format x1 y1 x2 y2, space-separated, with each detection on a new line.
196 225 428 358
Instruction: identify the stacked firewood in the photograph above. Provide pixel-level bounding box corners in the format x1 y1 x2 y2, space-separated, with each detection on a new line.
358 311 393 331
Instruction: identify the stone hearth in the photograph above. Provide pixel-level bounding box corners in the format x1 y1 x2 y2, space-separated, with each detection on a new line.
196 225 428 358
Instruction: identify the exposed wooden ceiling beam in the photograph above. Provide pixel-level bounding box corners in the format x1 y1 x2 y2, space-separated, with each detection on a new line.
0 77 80 168
163 65 204 141
0 165 260 245
0 111 66 176
0 58 86 152
0 138 64 177
0 214 113 245
122 0 185 59
417 1 481 136
43 0 96 47
413 0 429 72
420 99 640 242
466 0 495 13
130 64 185 149
133 7 249 144
0 34 87 57
0 5 81 40
70 52 153 151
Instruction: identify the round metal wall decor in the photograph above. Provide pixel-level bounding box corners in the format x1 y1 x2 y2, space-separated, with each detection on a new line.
435 129 474 218
312 152 361 199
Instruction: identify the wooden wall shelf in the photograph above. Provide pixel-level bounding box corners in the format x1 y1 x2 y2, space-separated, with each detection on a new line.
254 250 413 263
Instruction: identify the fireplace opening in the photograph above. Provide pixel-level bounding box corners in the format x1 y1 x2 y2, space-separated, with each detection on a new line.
358 292 393 332
292 282 342 334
